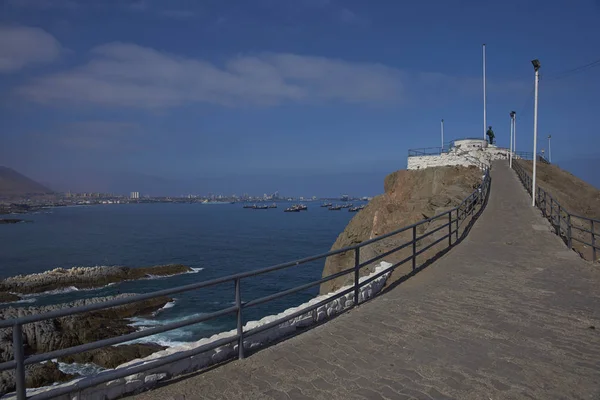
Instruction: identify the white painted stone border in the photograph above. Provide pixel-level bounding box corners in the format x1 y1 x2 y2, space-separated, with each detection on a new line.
4 261 394 400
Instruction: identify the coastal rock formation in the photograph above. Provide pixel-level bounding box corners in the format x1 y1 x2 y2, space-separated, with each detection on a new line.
0 219 24 224
0 294 171 395
58 344 166 369
0 362 75 396
0 264 193 295
320 166 483 294
0 293 20 303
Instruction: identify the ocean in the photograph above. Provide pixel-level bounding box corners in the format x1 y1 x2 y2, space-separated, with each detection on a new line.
1 202 361 347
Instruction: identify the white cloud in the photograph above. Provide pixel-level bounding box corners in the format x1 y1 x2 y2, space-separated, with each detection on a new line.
0 26 62 73
17 42 405 108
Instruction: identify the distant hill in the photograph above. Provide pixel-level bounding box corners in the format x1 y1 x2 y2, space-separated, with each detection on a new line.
0 167 53 196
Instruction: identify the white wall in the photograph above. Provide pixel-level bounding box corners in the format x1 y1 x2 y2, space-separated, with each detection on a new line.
408 144 514 171
5 262 394 400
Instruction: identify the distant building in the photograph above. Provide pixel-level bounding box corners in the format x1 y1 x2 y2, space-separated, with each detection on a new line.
341 194 349 201
130 191 140 199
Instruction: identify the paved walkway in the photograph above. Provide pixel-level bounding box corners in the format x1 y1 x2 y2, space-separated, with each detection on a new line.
131 162 600 400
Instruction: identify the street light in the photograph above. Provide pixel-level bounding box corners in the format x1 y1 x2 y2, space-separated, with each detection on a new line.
509 111 516 168
483 44 487 140
547 134 552 163
531 59 541 207
441 119 445 150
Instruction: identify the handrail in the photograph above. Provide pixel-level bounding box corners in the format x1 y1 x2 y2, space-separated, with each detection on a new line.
512 160 598 262
1 167 492 400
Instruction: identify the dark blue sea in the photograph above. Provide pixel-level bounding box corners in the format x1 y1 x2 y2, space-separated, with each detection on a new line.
1 202 361 347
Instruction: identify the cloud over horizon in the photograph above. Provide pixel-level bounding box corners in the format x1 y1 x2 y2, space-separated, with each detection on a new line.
0 25 62 73
16 41 405 109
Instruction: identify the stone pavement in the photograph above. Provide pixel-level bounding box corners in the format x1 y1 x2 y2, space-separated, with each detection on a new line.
130 162 600 400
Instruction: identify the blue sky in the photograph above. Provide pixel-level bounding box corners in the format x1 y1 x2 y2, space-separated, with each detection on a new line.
1 0 599 196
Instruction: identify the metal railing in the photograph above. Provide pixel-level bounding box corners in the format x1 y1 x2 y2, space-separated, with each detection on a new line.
512 160 598 262
0 168 491 400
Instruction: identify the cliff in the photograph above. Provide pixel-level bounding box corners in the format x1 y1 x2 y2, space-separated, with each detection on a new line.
320 165 483 295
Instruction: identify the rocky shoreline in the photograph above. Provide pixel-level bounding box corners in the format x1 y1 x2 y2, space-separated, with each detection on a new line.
0 294 171 395
0 264 193 301
0 219 24 224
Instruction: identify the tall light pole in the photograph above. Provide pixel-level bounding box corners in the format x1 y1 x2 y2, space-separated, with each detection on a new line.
509 111 515 168
483 44 487 140
547 134 552 163
441 119 444 150
513 111 517 154
531 59 541 207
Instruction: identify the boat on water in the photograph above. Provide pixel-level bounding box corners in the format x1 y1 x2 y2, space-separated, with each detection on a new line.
341 203 353 208
348 206 360 212
268 203 277 208
321 202 332 207
253 204 269 209
284 204 306 212
328 205 342 211
242 204 254 209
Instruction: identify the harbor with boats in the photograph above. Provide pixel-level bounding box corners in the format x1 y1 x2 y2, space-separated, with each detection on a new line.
241 201 366 213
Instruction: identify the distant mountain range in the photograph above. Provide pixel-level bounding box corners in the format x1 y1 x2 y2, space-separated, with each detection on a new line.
0 166 53 196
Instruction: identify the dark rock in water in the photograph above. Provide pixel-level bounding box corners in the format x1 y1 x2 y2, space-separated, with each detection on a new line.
0 219 23 224
0 294 170 396
0 292 20 303
0 362 75 395
0 264 193 295
59 343 166 369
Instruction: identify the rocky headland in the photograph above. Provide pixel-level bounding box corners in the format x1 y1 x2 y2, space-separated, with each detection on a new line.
0 264 193 301
321 165 484 294
0 294 171 395
0 219 24 224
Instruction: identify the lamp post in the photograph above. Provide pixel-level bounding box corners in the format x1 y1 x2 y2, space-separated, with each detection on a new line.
483 44 487 140
531 59 541 207
441 119 444 150
510 111 516 168
547 134 552 163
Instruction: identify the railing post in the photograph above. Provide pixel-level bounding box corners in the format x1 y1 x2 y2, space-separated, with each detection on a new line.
567 214 572 249
13 324 26 400
448 211 452 246
557 203 562 237
354 247 360 306
455 210 459 242
543 190 547 216
412 226 417 271
234 278 244 359
592 220 596 262
550 196 554 226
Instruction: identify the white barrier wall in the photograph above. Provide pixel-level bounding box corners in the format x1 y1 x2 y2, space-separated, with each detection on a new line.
408 144 513 170
8 262 394 400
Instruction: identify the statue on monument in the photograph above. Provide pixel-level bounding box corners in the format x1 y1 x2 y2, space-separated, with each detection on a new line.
486 126 495 145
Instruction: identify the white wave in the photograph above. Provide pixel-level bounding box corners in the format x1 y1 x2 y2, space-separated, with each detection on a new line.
161 301 176 310
56 361 106 377
18 286 80 298
125 314 205 348
151 300 177 317
0 298 36 305
145 267 203 280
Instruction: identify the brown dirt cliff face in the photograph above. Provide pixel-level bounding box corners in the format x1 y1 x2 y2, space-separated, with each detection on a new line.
320 166 482 295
